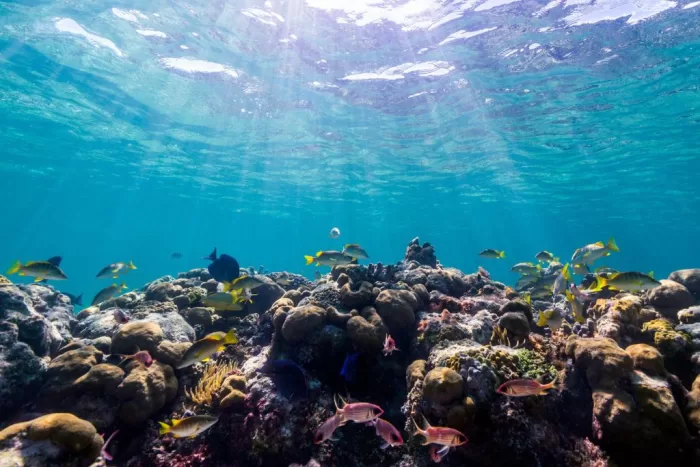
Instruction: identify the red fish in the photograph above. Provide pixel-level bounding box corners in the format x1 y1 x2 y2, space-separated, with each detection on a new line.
335 394 383 424
383 334 399 356
113 308 129 324
101 429 119 461
497 378 555 397
429 444 450 463
367 418 403 449
119 350 153 368
314 414 343 444
411 416 467 448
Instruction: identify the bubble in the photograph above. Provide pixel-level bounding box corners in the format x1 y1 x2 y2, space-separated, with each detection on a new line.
329 227 341 239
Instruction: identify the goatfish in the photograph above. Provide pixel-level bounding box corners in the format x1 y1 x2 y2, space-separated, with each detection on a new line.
304 251 354 267
571 238 619 266
535 251 558 263
497 378 555 397
202 291 245 311
552 264 572 296
314 414 343 444
565 290 586 323
511 263 542 275
334 394 383 424
96 261 136 279
6 260 68 282
175 329 238 369
588 271 660 293
368 418 403 449
536 309 562 330
222 275 266 293
158 415 218 438
342 244 369 260
479 249 505 259
411 415 468 448
91 283 127 306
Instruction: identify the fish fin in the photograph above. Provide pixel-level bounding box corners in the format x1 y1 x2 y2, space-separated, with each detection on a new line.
380 442 390 450
201 358 210 362
437 446 451 457
316 251 324 257
120 282 128 290
6 261 21 275
34 277 45 283
129 260 137 270
553 257 560 263
565 290 574 303
158 422 171 435
499 251 505 259
304 256 315 266
224 328 239 345
170 418 183 426
648 271 654 279
46 256 62 266
203 248 217 261
562 264 572 281
589 276 607 292
606 237 619 252
113 275 119 279
344 244 358 249
537 313 548 327
595 241 605 247
222 281 233 292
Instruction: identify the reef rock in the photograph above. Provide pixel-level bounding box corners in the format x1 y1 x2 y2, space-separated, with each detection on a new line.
625 343 665 377
144 281 183 302
678 305 700 324
0 413 102 467
423 367 463 404
346 306 388 353
116 361 178 425
498 312 530 338
134 313 195 343
339 281 373 309
246 277 285 315
403 238 437 267
75 309 124 339
646 280 694 313
281 305 327 344
668 269 700 299
110 321 164 354
687 374 700 431
374 289 420 336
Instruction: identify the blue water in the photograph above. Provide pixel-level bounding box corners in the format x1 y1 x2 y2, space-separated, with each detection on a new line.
1 0 700 306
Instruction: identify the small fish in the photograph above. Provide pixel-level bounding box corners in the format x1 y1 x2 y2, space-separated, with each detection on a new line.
113 308 130 324
203 248 217 261
411 416 468 448
202 291 245 311
158 415 219 438
171 253 182 259
515 275 539 289
529 285 553 300
314 270 322 281
430 444 450 463
176 329 238 369
340 352 360 383
594 266 619 274
569 283 595 303
101 429 119 461
329 227 341 239
536 309 562 330
91 283 128 306
275 273 292 286
6 260 68 282
64 292 83 306
368 418 403 449
565 289 586 323
222 275 266 293
96 261 136 279
552 263 572 296
589 271 660 292
535 251 558 263
204 249 241 284
342 244 369 260
477 266 490 279
314 414 343 444
497 378 555 397
572 263 591 275
511 262 542 275
383 334 399 356
571 238 619 266
479 249 505 259
304 251 354 267
119 350 153 367
334 394 383 424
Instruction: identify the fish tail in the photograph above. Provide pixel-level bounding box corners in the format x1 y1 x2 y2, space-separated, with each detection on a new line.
410 415 428 442
648 270 655 279
224 328 239 345
129 260 137 270
158 422 171 435
589 276 607 292
607 237 620 253
222 281 234 292
499 251 505 259
304 256 315 266
562 264 572 281
120 282 128 290
6 260 21 275
536 313 548 327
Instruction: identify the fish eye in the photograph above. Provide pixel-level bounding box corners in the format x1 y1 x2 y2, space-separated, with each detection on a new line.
314 433 323 443
391 434 400 442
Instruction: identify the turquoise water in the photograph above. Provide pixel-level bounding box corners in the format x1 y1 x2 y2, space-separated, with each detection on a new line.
1 0 699 305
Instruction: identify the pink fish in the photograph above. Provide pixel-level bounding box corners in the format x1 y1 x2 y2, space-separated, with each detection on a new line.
101 429 119 461
411 416 468 448
383 334 399 356
334 394 383 424
367 418 403 449
314 414 343 444
119 350 153 368
113 308 129 324
429 444 450 463
497 378 555 397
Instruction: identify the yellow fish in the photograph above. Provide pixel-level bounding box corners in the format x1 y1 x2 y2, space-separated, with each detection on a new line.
176 329 238 369
158 415 218 438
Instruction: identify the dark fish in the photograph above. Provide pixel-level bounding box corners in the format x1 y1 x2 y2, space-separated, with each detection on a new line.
203 248 217 261
340 352 360 383
171 253 182 259
207 249 240 283
261 359 308 399
63 292 83 306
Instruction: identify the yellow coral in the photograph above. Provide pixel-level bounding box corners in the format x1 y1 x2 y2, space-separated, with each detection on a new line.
185 360 239 406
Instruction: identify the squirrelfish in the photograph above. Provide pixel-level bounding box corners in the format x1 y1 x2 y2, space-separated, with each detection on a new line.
101 430 119 461
411 416 468 448
334 394 383 424
314 413 343 444
535 251 558 263
430 444 451 463
119 350 153 367
479 249 505 259
497 378 555 397
571 238 619 266
588 271 660 293
7 260 68 282
342 244 369 260
536 309 563 330
552 263 572 296
202 291 245 311
222 275 266 293
383 334 399 356
511 262 542 275
96 261 136 279
91 283 127 306
304 251 354 267
158 415 218 438
368 418 403 449
565 289 586 323
176 329 238 369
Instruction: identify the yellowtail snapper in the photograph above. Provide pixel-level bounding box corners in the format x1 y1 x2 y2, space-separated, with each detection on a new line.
571 237 619 265
535 251 558 263
96 261 136 279
511 262 542 275
304 251 354 267
7 260 68 282
479 249 505 259
588 271 660 292
176 329 238 369
158 415 218 438
91 283 127 306
342 244 369 259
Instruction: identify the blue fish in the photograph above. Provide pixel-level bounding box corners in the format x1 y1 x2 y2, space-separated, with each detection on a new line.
204 248 240 283
262 359 307 399
340 352 360 383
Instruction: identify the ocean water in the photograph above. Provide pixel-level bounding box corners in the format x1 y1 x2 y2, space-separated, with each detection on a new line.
1 0 700 306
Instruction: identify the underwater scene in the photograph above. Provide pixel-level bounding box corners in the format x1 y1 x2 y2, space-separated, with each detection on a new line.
1 0 700 466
